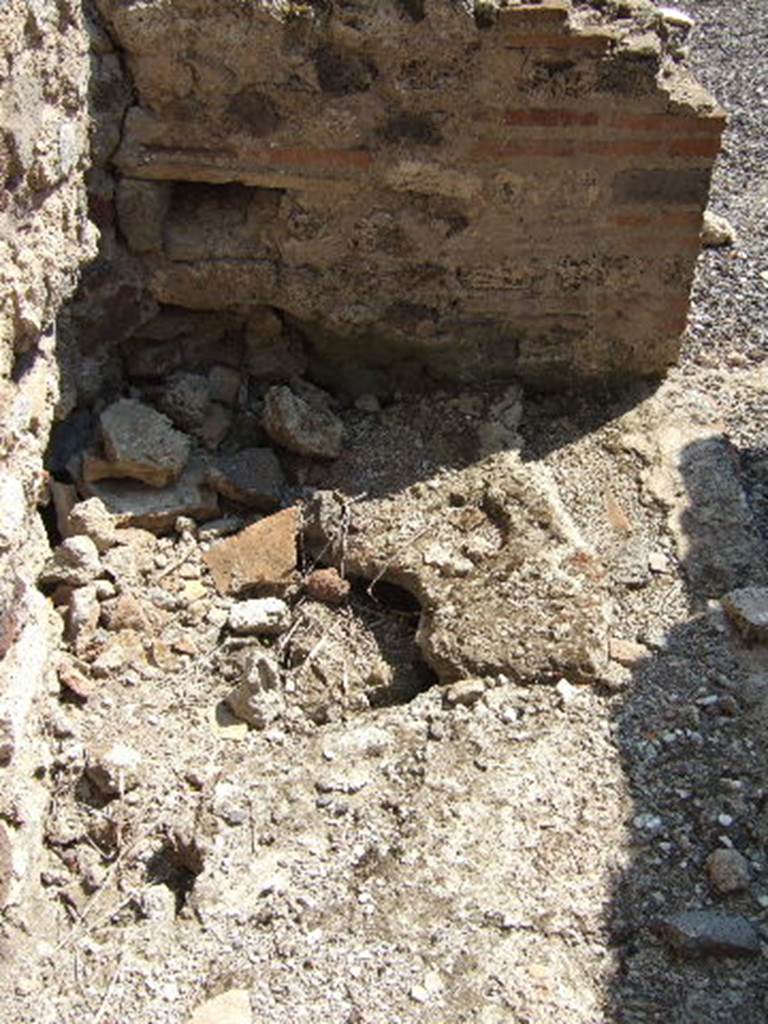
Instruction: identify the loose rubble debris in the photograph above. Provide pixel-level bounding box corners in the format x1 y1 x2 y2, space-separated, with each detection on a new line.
443 677 487 708
702 210 736 247
721 586 768 641
40 536 102 588
203 508 299 596
706 848 751 894
228 598 289 635
304 567 351 606
262 385 344 459
64 497 117 551
157 372 212 433
652 911 761 958
226 652 283 729
86 461 219 531
19 353 768 1023
206 448 285 510
95 398 191 486
304 443 611 683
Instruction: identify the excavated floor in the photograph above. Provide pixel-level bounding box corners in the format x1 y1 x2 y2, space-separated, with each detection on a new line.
4 362 768 1023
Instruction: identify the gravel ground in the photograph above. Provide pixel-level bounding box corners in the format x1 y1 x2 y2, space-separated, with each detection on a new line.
684 1 768 383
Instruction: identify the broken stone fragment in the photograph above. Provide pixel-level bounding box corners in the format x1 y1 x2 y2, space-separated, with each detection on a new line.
101 527 158 585
91 629 146 678
65 497 117 552
196 402 232 450
158 372 211 432
245 308 306 381
423 542 474 578
100 592 153 633
652 910 760 958
206 448 285 510
98 398 191 487
49 480 78 542
262 385 343 459
228 598 290 635
57 652 99 700
84 460 218 533
40 536 103 588
355 393 381 413
555 677 580 706
203 507 298 596
702 210 736 248
208 365 242 407
444 678 487 707
658 5 695 30
706 848 750 894
226 653 283 728
721 587 768 641
475 384 524 457
305 567 351 606
608 637 649 667
86 742 142 797
66 584 100 654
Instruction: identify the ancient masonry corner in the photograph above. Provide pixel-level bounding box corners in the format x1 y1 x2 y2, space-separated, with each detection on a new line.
96 0 724 394
0 0 723 918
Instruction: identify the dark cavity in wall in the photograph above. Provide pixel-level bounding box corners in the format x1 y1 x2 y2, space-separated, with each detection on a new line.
397 0 426 23
313 44 378 95
376 111 443 147
224 88 282 135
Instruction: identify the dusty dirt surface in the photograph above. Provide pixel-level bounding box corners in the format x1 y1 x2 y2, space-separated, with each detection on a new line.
3 3 768 1023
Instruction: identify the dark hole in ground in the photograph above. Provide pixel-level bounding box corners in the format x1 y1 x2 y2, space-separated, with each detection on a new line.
350 578 438 707
362 578 422 617
145 843 199 915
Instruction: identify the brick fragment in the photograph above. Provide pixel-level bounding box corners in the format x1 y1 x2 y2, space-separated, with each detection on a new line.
203 508 298 596
504 108 598 127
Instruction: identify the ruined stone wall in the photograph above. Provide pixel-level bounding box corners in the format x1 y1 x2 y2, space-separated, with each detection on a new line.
98 0 724 394
0 0 96 910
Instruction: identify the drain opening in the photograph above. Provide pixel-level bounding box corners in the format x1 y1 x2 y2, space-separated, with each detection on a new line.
350 577 438 708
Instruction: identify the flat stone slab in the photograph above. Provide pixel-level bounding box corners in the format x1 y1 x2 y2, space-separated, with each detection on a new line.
97 398 191 487
84 460 218 533
203 508 298 596
206 447 285 510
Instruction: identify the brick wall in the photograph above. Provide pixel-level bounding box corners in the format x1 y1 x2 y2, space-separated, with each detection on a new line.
99 0 724 392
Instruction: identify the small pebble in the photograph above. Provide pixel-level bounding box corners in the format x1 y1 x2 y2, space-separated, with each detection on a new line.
706 848 750 893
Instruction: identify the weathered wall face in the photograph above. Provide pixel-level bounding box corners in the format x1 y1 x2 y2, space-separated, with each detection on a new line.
98 0 724 392
0 0 96 910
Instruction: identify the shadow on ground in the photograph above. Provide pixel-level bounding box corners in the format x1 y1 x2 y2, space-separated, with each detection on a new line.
606 435 768 1022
